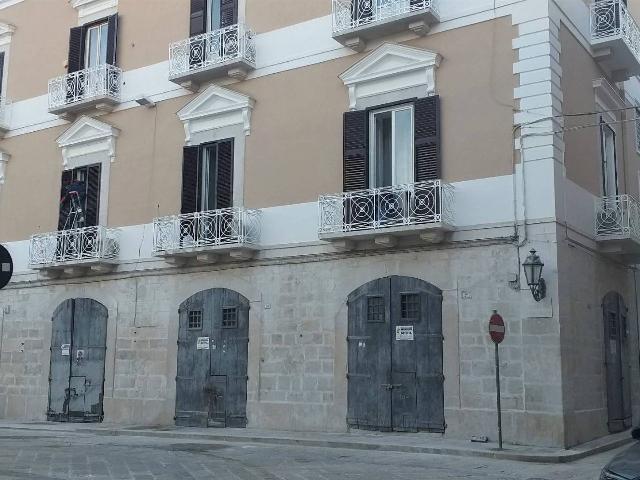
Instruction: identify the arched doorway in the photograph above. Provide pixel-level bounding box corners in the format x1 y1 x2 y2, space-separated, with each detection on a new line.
175 288 249 428
347 276 444 432
603 291 632 433
47 298 108 423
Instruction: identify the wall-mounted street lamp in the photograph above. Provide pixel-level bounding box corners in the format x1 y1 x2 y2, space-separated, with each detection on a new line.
522 249 546 302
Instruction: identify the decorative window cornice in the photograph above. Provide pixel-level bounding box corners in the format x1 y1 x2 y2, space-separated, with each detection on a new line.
340 43 441 110
178 84 255 144
69 0 118 23
0 22 15 47
57 115 120 167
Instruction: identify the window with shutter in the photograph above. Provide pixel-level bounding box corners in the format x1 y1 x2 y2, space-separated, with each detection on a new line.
219 0 238 29
181 140 234 214
0 51 6 99
57 165 101 230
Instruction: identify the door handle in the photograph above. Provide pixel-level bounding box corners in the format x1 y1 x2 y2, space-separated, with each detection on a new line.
381 384 402 390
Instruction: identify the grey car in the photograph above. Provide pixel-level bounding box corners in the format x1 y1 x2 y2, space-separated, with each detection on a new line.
600 429 640 480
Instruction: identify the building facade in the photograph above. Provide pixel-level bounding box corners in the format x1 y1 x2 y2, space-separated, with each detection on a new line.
0 0 639 448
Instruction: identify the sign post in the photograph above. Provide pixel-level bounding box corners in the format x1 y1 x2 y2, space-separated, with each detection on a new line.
489 311 505 450
0 244 12 291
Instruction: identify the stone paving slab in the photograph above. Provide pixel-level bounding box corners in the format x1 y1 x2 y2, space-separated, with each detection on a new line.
0 421 632 464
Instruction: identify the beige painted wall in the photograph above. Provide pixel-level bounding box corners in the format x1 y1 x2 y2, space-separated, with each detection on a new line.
0 0 77 102
0 18 515 241
245 0 331 34
117 0 190 72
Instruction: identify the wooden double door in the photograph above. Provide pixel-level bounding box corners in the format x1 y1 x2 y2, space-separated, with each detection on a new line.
175 288 249 428
347 276 444 432
48 298 107 423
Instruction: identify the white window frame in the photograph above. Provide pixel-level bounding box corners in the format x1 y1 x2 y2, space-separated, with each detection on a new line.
635 107 640 154
368 104 414 188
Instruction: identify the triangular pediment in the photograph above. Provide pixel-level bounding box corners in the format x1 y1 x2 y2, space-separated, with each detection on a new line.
57 116 119 148
340 43 441 86
178 84 255 122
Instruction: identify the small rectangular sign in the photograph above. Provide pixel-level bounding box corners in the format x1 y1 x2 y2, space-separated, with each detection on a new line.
197 337 210 350
1 263 9 272
61 344 70 356
396 326 414 341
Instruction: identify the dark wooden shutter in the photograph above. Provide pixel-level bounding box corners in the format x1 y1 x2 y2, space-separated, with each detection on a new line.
216 139 234 209
343 110 369 192
85 165 101 227
190 0 207 36
414 96 441 182
58 170 74 230
181 146 200 214
220 0 238 28
106 14 118 66
68 26 85 73
0 52 6 98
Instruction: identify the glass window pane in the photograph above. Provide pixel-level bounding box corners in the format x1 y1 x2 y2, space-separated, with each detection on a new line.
372 111 393 187
209 0 221 30
601 123 618 197
393 108 413 185
86 27 99 67
99 23 108 64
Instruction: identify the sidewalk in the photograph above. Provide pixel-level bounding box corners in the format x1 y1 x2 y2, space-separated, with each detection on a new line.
0 420 632 464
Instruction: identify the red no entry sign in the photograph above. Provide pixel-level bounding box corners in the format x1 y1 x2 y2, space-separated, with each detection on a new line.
489 312 505 344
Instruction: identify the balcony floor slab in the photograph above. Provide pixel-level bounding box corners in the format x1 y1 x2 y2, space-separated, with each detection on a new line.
169 58 255 90
49 95 120 117
591 36 640 79
320 222 453 244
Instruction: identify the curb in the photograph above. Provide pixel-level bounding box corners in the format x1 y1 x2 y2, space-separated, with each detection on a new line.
0 424 632 464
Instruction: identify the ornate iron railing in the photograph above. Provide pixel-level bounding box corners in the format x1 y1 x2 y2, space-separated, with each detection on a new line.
595 194 640 242
332 0 438 34
153 207 261 253
591 0 640 62
319 180 454 234
169 23 256 79
48 64 122 111
29 226 120 267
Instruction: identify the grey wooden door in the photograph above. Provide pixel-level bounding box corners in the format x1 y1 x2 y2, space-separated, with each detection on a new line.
48 298 108 423
347 276 444 433
176 288 249 428
604 291 632 433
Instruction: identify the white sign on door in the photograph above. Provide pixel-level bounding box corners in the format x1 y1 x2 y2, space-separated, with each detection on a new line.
61 344 70 356
396 326 414 341
197 337 210 350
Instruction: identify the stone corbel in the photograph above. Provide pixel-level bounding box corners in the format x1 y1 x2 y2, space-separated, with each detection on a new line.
243 107 252 136
0 150 10 189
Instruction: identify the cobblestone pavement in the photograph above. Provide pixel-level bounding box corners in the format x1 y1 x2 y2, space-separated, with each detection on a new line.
0 427 626 479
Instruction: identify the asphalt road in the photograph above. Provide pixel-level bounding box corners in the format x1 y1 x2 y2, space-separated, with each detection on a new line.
0 427 627 479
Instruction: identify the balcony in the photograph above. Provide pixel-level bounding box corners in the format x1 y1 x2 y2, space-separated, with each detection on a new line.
169 23 256 90
590 0 640 79
153 207 261 264
332 0 440 51
48 64 122 118
319 180 454 248
595 195 640 261
29 226 120 276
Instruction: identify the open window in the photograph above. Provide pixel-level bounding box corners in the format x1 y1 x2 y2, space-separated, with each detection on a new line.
58 165 101 231
600 118 619 198
67 15 118 73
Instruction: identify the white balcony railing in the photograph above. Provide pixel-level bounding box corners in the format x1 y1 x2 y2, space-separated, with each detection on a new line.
319 180 454 235
29 226 120 267
591 0 640 62
48 64 122 112
169 23 256 79
595 194 640 243
332 0 438 34
153 207 261 254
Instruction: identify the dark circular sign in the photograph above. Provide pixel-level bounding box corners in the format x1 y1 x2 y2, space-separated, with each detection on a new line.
489 312 505 344
0 244 13 290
